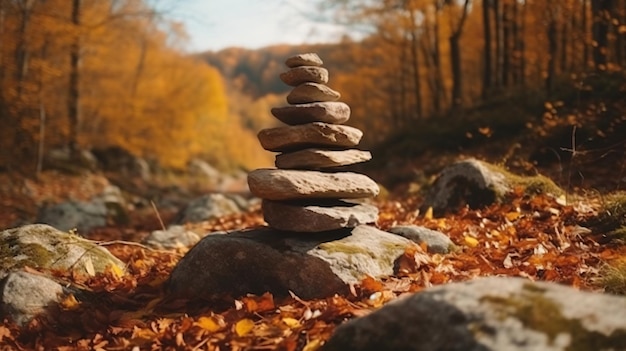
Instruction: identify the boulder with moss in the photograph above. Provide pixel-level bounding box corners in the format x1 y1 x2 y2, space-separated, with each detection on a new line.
324 276 626 351
167 225 413 300
422 158 563 216
0 224 126 279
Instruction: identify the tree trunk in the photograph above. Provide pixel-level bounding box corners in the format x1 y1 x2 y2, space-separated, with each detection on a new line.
582 0 589 68
560 10 569 74
494 0 503 88
482 0 493 99
592 0 614 70
433 2 446 111
68 0 81 153
449 0 471 112
546 18 557 94
519 0 527 86
502 2 511 87
16 0 36 99
407 5 422 120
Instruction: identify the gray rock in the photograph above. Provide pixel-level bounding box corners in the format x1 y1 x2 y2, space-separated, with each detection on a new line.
167 225 412 299
175 193 245 224
187 159 221 179
36 183 127 235
143 225 202 249
37 199 108 234
0 271 66 326
248 169 380 201
0 224 126 279
287 82 341 104
258 122 363 152
324 277 626 351
285 53 323 68
271 102 351 125
280 66 329 86
263 200 378 232
388 225 455 254
276 149 372 170
422 159 562 216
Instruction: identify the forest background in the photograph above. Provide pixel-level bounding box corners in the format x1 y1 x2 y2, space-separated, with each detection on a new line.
1 0 625 193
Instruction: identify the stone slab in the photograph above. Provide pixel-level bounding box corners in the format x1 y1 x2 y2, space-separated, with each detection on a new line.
247 169 379 200
271 102 350 125
287 82 340 104
258 122 363 152
262 199 379 232
275 149 372 169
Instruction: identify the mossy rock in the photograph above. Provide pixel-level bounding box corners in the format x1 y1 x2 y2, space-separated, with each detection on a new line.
0 224 125 279
324 277 626 351
422 158 563 216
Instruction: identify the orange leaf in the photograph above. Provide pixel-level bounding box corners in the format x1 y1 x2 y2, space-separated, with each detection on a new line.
360 275 383 293
60 293 80 310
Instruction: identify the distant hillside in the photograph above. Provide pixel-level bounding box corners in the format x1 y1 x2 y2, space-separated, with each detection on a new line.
197 42 355 98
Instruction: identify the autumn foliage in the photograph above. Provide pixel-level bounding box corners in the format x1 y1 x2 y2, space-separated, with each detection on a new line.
0 0 270 172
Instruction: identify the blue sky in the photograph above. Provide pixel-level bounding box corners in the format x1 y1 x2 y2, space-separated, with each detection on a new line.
156 0 354 52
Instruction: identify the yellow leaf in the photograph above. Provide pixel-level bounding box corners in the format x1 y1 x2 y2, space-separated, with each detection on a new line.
303 339 322 351
424 207 433 220
195 316 222 332
464 236 479 248
109 264 124 279
235 318 254 336
60 293 80 310
282 317 300 328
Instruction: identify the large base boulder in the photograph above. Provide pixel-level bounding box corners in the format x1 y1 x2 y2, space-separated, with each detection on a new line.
167 225 413 300
323 277 626 351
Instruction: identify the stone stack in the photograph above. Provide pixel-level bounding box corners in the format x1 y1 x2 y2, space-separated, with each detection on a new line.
247 53 380 232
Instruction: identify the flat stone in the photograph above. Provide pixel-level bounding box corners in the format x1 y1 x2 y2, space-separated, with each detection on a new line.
285 53 323 68
271 102 350 125
287 82 341 104
258 122 363 152
247 169 379 200
275 149 372 169
263 200 379 232
280 66 329 86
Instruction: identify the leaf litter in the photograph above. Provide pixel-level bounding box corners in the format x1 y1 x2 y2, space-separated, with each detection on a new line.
1 192 625 350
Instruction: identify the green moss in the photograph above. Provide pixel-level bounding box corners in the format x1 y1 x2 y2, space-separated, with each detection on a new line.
483 162 564 199
599 260 626 295
480 284 626 350
318 240 406 266
319 242 377 259
587 192 626 243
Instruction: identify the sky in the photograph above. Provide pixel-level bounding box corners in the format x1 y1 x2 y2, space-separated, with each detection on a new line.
157 0 355 52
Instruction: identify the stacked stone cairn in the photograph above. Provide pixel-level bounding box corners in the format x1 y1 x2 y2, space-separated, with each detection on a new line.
247 53 380 232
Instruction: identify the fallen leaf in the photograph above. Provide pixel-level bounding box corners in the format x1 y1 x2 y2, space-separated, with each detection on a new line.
195 316 222 332
60 293 80 310
235 318 254 336
464 236 479 248
282 317 301 329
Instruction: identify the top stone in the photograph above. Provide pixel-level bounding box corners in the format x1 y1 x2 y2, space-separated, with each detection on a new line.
285 53 323 68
